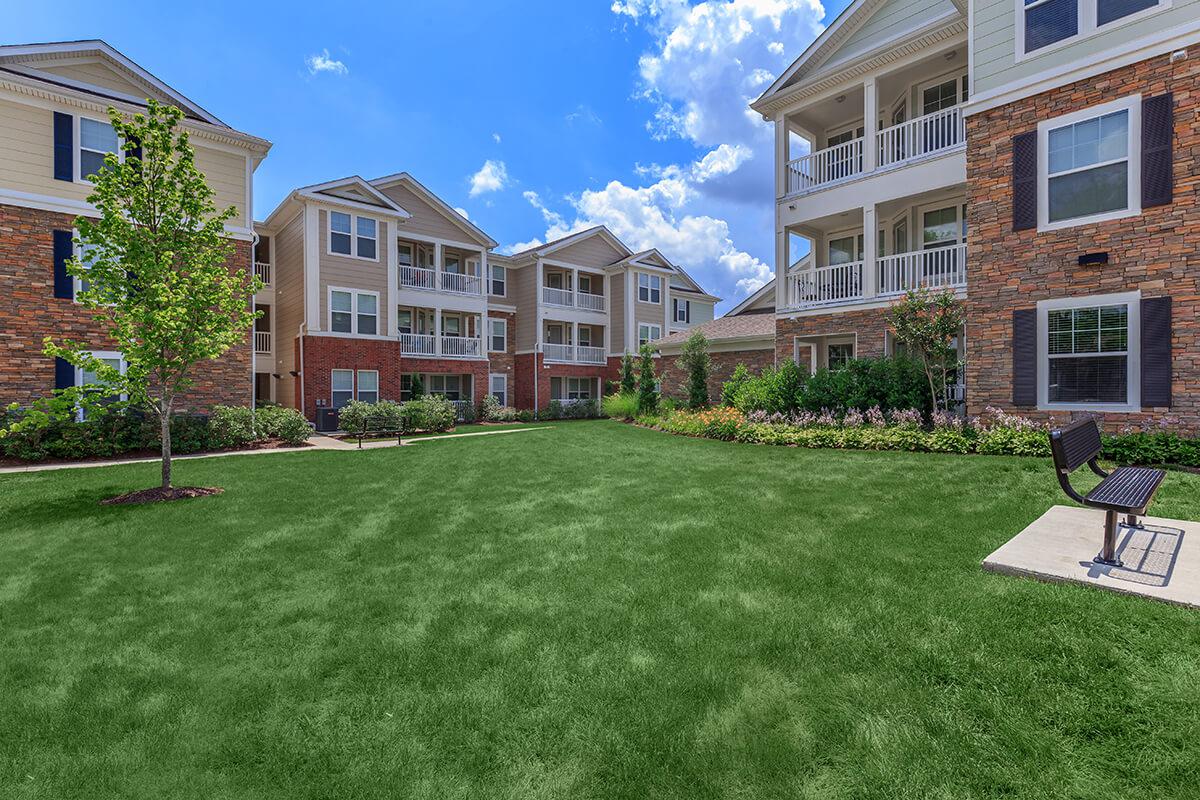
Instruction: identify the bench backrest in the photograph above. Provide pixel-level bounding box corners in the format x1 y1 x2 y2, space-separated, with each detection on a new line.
1049 417 1102 474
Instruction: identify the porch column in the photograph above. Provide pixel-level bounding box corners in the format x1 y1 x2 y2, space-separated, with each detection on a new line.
774 109 787 198
477 313 484 355
863 77 877 173
535 258 545 352
572 321 579 361
479 248 488 295
434 307 443 356
434 242 443 283
775 225 788 310
570 267 578 305
862 203 877 300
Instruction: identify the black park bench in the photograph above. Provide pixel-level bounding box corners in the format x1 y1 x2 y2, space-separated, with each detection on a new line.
1049 418 1166 567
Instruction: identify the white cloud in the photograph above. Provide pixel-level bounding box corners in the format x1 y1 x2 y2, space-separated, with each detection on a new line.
565 105 603 126
492 132 502 144
305 49 348 76
453 207 470 220
468 159 509 197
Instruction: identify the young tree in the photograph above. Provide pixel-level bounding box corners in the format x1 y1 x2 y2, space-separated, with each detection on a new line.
637 345 658 413
409 373 425 399
45 100 260 494
885 288 965 412
620 352 636 394
678 331 711 409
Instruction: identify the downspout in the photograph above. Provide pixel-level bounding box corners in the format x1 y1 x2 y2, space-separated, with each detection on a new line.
249 230 260 423
298 322 307 419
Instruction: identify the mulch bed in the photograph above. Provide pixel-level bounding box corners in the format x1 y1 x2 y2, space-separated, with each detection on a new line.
100 486 224 505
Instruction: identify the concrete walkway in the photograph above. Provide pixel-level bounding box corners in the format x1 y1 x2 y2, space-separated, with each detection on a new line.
0 425 553 475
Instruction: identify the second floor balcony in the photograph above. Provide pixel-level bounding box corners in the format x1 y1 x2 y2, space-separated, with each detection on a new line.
399 265 483 296
397 306 485 359
786 243 967 310
542 286 608 313
542 319 607 364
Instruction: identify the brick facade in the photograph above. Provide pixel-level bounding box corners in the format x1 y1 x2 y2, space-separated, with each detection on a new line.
659 346 776 402
514 352 620 410
0 203 252 411
487 310 517 407
298 334 490 421
965 46 1200 432
775 306 891 372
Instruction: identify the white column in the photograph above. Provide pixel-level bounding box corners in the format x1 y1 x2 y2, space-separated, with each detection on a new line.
774 110 787 198
603 274 613 355
775 224 788 310
434 242 443 289
571 321 579 361
477 313 484 355
434 307 443 355
863 203 877 299
624 271 635 352
386 221 398 335
570 267 578 305
479 248 488 296
863 77 878 174
663 280 671 332
535 258 545 353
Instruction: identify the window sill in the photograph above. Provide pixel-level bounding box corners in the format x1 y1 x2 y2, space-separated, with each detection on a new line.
1039 401 1140 413
1037 206 1140 233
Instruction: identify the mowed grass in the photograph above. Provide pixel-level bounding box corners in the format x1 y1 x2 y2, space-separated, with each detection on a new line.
2 420 1200 800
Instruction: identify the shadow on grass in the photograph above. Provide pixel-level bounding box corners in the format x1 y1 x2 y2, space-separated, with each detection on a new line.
2 484 177 528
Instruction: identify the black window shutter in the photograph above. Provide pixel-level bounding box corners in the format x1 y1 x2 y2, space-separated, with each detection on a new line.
1012 308 1037 406
53 111 73 182
1142 93 1173 208
1140 296 1171 407
54 357 75 390
1012 131 1038 231
52 229 74 299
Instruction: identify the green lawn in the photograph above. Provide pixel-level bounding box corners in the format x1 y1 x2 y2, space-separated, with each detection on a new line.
3 420 1199 799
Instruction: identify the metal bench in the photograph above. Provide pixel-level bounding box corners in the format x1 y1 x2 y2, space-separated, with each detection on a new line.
1049 418 1166 566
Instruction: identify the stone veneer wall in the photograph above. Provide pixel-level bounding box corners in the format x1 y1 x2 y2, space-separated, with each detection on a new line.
775 306 891 374
658 345 776 402
0 203 252 411
965 46 1200 432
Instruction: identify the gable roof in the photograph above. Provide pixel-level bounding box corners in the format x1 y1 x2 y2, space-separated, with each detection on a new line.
0 40 227 127
299 176 411 217
509 224 634 263
370 172 498 248
727 279 777 317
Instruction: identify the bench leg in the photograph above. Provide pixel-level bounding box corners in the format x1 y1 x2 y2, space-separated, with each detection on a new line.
1125 514 1143 530
1095 510 1124 567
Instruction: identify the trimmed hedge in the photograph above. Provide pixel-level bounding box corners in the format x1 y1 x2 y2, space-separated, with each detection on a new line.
726 357 931 416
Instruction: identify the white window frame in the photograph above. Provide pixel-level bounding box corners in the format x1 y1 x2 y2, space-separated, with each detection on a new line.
488 317 506 352
1015 0 1170 62
916 70 968 116
1036 290 1140 412
331 369 355 409
356 369 379 403
76 115 123 186
491 264 506 296
327 287 380 336
327 211 380 261
1036 94 1141 232
489 373 507 406
673 298 690 323
74 350 126 419
637 273 662 304
397 242 414 268
638 323 662 346
825 338 856 370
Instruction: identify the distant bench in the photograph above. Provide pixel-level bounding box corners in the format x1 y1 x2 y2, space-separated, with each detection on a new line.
1049 418 1165 566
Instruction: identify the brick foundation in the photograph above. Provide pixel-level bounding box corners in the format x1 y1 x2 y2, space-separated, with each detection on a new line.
513 353 620 410
965 46 1200 433
0 203 252 411
658 346 776 402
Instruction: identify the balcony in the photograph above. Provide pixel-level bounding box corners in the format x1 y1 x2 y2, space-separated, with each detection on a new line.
543 344 606 364
254 330 271 354
254 261 272 287
541 287 608 313
399 265 483 296
399 332 483 358
786 244 966 310
441 335 482 358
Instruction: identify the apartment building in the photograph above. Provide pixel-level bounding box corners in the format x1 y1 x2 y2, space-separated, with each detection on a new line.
752 0 1198 430
0 41 271 409
254 178 718 424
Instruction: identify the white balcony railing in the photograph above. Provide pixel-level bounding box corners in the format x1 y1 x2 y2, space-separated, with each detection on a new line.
786 137 862 194
543 343 573 362
790 261 864 308
576 293 607 313
877 244 968 297
254 262 271 287
877 105 965 170
399 332 436 355
400 265 437 290
441 271 482 295
254 331 271 354
441 335 482 357
543 287 574 307
576 345 606 364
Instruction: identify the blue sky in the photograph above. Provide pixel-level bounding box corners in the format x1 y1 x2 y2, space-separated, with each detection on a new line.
10 0 850 311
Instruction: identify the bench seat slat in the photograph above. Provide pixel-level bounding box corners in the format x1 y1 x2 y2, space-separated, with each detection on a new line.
1084 466 1166 512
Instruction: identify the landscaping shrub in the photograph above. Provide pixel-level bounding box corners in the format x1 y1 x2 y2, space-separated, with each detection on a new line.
481 395 517 422
516 409 536 423
255 405 311 446
722 364 751 407
637 345 658 414
335 400 378 447
209 405 258 450
726 357 930 417
407 395 456 433
603 392 639 420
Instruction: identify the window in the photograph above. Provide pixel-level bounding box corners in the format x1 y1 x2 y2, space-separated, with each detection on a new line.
443 315 461 336
921 77 960 115
673 298 690 323
1038 97 1139 230
398 243 414 268
489 374 507 406
331 369 354 409
1038 292 1139 410
578 274 592 294
328 212 378 260
329 288 378 335
638 323 662 346
578 327 591 347
397 308 413 334
827 342 854 370
429 374 465 401
637 273 662 303
444 255 461 274
79 117 119 182
491 264 506 296
1019 0 1165 57
75 241 104 297
356 370 379 403
76 351 125 418
400 374 414 401
551 376 593 401
489 318 506 352
827 234 862 264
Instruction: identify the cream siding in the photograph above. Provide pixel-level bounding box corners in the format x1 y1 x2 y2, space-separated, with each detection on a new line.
548 236 625 269
377 181 485 245
271 210 306 409
317 210 391 335
823 0 957 71
38 61 167 101
972 0 1199 95
513 266 538 351
610 273 627 353
685 300 716 326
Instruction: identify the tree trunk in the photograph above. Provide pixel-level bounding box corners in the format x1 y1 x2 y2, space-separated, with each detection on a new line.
160 400 172 490
923 357 939 414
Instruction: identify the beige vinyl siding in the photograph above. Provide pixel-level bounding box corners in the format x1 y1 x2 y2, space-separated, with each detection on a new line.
271 210 306 408
610 273 626 353
0 95 249 228
687 301 715 326
549 236 625 269
317 210 391 335
744 291 775 314
817 0 957 73
377 181 486 245
38 61 165 100
972 0 1198 94
513 265 538 351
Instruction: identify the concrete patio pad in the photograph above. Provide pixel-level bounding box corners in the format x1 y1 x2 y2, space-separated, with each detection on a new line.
983 505 1200 609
